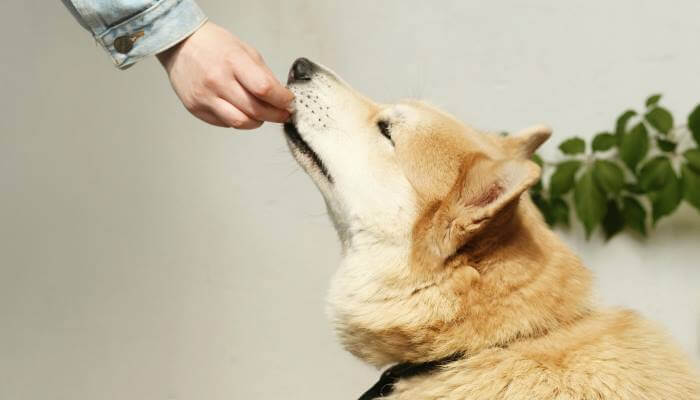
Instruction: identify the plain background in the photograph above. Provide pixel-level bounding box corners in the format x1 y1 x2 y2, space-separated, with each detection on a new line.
2 1 700 399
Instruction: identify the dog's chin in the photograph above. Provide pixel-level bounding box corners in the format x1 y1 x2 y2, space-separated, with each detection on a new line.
283 121 333 183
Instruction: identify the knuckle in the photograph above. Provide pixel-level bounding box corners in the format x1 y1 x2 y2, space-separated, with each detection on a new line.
229 116 249 129
251 78 273 97
224 53 239 68
250 50 264 63
188 87 208 106
201 72 219 90
183 97 202 113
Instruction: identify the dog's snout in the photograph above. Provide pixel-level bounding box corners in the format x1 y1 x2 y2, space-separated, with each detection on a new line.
288 57 315 83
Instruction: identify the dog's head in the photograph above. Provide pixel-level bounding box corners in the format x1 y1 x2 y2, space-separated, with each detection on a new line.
284 58 562 365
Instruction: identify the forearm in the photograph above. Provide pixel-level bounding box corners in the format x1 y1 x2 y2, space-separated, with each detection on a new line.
60 0 207 69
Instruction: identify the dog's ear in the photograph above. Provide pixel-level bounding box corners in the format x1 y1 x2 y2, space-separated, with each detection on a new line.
504 124 552 159
417 153 541 261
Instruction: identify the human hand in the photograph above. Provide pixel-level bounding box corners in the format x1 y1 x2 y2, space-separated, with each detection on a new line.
157 21 294 130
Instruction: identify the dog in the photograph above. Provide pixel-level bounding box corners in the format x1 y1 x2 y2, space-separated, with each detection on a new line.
283 57 700 399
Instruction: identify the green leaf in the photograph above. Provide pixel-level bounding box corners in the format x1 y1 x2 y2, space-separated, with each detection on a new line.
624 182 646 194
656 138 677 153
644 107 674 134
683 149 700 173
688 104 700 146
622 196 647 236
574 168 607 238
615 110 637 143
645 94 662 107
532 193 555 225
558 137 586 155
549 160 582 197
593 160 625 195
638 156 674 192
531 153 544 168
592 132 617 152
531 179 543 194
681 164 700 212
550 197 570 226
648 171 682 224
602 200 624 240
619 122 649 171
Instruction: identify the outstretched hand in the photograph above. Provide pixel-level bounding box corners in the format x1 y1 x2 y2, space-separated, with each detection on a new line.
157 22 294 130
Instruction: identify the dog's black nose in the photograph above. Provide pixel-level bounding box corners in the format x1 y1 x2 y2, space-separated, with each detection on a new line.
288 57 315 83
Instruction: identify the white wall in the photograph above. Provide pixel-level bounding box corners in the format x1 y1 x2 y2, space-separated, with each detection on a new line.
1 1 699 399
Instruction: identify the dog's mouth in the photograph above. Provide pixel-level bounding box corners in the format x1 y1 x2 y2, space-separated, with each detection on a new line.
283 122 332 182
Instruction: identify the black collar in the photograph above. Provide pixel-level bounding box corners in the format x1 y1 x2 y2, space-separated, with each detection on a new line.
358 353 464 399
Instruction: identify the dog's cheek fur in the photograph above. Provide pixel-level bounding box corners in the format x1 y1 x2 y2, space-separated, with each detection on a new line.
327 129 582 368
331 196 596 365
328 262 466 366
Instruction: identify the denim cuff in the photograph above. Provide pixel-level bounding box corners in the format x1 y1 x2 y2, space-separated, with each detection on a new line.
95 0 207 69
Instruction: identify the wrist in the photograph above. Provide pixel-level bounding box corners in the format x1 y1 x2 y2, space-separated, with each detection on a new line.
157 20 211 70
156 38 183 71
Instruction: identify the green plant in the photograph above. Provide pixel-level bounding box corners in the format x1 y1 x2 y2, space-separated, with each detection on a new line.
530 94 700 240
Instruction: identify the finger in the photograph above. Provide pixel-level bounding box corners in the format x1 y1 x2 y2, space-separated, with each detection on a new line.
231 54 295 110
194 109 228 127
219 80 290 123
211 98 263 130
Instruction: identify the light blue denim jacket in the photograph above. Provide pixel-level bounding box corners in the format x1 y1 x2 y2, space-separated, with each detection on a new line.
61 0 207 69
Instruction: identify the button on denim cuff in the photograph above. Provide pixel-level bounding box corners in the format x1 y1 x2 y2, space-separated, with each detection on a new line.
95 0 207 69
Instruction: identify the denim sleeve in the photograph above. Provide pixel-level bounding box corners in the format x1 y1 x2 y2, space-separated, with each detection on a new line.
61 0 207 69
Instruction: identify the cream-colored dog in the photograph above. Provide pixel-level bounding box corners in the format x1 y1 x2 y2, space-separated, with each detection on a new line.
283 58 700 399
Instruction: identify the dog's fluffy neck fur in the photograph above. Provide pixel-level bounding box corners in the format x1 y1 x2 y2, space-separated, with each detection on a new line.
328 197 592 367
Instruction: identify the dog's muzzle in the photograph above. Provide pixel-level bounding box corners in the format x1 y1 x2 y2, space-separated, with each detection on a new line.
283 57 332 182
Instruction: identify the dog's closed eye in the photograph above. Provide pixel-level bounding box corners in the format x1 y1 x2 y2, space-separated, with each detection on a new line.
377 120 393 145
